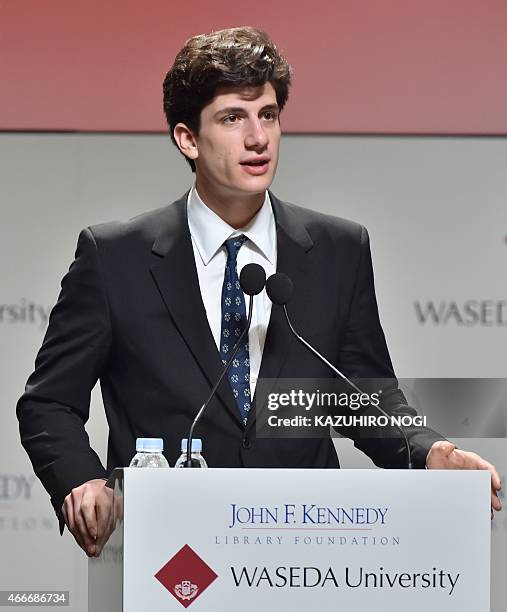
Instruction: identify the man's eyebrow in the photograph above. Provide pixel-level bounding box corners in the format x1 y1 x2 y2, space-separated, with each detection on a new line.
213 103 280 119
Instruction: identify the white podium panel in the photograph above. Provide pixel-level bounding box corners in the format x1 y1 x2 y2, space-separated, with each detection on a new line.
89 468 490 611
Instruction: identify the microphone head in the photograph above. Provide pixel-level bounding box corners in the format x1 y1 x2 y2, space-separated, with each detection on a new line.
240 263 266 296
266 273 293 305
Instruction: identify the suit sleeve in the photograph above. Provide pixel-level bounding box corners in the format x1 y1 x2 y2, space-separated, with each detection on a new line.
16 228 111 530
336 225 446 468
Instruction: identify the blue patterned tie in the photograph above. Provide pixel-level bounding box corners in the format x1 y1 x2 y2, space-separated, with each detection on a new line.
220 235 250 425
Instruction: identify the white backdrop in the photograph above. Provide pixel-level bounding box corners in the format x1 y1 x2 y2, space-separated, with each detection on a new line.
1 133 505 611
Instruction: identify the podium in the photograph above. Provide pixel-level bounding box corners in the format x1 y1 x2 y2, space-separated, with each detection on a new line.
89 468 490 611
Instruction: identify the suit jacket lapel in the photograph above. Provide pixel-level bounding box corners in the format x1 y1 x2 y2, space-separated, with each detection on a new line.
149 194 243 427
247 192 314 434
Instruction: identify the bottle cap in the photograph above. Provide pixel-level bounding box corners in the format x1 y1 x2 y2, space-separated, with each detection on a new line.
136 437 164 452
180 438 202 453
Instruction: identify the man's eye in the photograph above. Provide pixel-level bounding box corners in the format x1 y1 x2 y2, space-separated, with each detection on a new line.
223 115 238 123
263 111 278 121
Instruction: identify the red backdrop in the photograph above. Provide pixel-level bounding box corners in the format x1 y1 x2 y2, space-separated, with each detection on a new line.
1 0 506 133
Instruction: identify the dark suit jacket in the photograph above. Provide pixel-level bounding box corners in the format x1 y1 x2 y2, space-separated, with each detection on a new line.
17 191 444 529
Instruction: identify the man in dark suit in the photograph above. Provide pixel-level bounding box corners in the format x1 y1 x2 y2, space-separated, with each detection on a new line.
17 26 501 557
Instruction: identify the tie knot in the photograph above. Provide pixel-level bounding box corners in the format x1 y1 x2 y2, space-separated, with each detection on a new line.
224 235 247 263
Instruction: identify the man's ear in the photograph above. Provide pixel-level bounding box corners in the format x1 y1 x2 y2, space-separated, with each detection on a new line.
173 123 198 161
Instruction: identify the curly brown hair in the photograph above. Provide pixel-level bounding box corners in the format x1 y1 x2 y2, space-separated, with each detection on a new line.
163 26 292 171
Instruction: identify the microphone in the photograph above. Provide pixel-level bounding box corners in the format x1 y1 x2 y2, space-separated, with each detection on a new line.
265 272 413 469
183 263 267 467
239 261 266 297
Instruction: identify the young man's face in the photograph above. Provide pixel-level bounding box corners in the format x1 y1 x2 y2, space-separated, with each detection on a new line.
191 82 281 201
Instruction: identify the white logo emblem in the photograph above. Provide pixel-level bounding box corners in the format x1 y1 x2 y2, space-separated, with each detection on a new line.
174 580 199 601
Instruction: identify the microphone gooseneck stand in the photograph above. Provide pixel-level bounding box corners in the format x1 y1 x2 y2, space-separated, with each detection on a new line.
265 272 413 469
183 263 266 467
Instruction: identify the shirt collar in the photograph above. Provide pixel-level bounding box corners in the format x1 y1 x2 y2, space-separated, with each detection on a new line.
187 185 276 266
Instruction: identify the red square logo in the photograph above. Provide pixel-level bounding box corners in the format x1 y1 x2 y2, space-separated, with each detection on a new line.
155 544 218 608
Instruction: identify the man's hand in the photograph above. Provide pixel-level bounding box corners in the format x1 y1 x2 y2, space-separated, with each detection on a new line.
62 478 114 557
426 440 502 516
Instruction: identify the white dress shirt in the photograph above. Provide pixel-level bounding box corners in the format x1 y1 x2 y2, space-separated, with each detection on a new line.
187 186 277 400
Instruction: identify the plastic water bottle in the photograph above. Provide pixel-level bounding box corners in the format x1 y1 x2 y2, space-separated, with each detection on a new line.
129 438 170 468
174 438 208 468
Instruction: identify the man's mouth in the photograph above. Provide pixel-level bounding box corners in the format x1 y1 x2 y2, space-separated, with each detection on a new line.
241 158 270 166
240 159 270 175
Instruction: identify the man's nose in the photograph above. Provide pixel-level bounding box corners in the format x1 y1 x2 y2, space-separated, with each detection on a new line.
244 118 268 149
